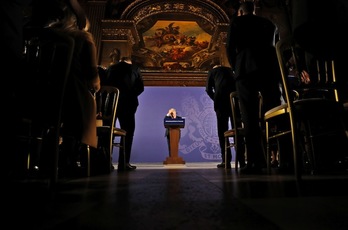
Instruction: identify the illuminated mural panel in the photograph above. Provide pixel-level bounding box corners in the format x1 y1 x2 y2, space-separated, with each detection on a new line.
140 20 212 71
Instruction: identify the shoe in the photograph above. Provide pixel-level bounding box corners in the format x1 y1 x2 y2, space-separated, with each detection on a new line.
217 162 231 169
118 163 137 172
238 162 246 168
126 164 137 170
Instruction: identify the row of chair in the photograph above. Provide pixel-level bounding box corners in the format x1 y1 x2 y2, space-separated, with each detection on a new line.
15 28 75 187
16 27 125 187
224 36 348 179
15 29 348 184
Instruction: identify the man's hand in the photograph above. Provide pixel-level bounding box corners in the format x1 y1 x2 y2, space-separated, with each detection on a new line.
167 108 177 118
300 70 311 84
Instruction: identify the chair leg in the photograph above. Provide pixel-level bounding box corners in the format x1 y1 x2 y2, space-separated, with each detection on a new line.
291 125 302 180
266 122 271 174
122 137 126 170
234 140 238 172
87 145 90 177
224 137 228 169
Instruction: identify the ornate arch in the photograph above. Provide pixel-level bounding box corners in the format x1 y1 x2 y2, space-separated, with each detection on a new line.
99 0 231 86
121 0 230 26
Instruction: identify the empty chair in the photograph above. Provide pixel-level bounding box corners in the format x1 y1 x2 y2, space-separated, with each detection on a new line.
92 86 126 176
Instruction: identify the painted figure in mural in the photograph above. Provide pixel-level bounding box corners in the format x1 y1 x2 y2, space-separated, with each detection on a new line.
109 47 120 66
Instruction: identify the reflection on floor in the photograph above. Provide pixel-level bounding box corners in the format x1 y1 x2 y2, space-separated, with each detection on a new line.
4 162 348 230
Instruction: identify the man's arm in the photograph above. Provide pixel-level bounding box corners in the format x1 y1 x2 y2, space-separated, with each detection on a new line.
133 66 144 96
205 70 215 100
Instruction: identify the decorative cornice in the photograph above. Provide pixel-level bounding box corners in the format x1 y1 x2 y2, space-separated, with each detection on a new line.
121 0 230 25
101 20 140 44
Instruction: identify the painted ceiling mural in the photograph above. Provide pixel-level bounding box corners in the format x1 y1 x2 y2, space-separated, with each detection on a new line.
141 20 212 71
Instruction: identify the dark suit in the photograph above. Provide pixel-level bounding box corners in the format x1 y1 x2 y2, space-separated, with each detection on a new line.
106 61 144 166
205 66 242 165
226 14 281 169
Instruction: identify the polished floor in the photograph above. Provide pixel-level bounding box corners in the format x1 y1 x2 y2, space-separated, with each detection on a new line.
4 162 348 230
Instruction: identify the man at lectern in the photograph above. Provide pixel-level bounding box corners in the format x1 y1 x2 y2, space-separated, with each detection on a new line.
164 108 182 156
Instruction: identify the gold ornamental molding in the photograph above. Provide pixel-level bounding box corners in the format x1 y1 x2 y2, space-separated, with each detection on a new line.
101 20 141 44
121 0 230 25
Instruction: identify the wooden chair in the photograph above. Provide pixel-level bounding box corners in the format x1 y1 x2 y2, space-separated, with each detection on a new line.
92 86 126 176
264 37 348 179
224 91 263 170
16 28 74 186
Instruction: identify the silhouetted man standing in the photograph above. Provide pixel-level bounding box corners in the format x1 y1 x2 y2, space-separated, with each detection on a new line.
106 57 144 171
226 1 281 173
206 64 245 169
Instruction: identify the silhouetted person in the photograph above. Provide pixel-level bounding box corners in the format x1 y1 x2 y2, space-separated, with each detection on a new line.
106 56 144 171
39 0 101 176
164 108 182 156
98 65 108 86
109 47 120 66
206 64 245 169
226 1 281 174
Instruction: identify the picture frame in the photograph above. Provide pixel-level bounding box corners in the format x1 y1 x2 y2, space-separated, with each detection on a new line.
99 40 130 68
132 20 216 73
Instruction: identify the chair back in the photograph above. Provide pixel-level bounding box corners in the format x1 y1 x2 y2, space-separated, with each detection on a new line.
23 29 74 126
278 37 340 102
18 28 75 184
96 86 119 128
225 91 263 170
230 91 242 133
275 37 348 175
95 86 120 173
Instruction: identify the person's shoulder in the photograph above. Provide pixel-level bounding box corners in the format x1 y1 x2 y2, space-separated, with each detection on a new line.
208 66 220 74
119 61 132 68
231 15 244 24
217 66 233 72
72 30 94 42
131 63 140 69
107 63 118 70
255 15 275 26
220 66 232 70
221 66 234 76
131 64 142 73
232 15 257 27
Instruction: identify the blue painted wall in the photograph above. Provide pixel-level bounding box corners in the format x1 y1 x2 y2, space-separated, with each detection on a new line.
112 86 235 163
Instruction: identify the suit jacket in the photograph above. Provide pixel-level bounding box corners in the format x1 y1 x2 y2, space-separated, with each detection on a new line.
62 30 99 148
226 14 279 81
205 66 236 112
106 61 144 114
